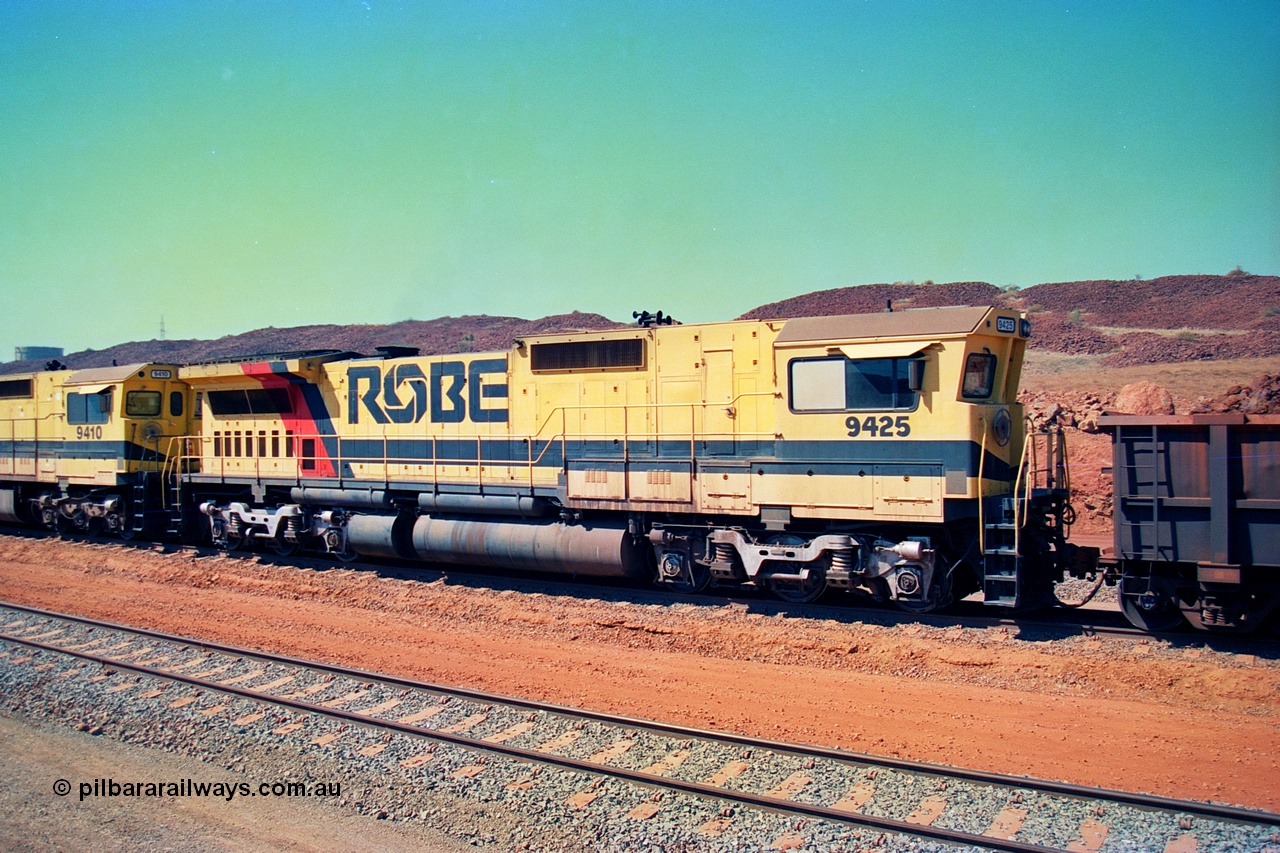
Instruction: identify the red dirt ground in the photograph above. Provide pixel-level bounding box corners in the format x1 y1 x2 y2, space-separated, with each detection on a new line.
1 537 1276 813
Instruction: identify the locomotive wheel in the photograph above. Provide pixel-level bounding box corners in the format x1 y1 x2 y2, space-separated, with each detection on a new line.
670 562 712 594
104 512 124 537
768 567 826 604
656 550 712 593
895 567 954 614
177 515 207 545
1118 574 1185 632
760 535 826 604
269 533 301 557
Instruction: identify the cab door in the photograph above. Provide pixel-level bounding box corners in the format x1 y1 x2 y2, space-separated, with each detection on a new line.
700 348 735 456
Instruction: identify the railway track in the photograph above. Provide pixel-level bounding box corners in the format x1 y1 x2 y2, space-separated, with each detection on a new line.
4 524 1276 653
2 600 1277 852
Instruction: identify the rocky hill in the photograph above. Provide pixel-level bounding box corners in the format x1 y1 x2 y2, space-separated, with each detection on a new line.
3 273 1278 375
739 273 1280 368
1019 272 1280 331
739 281 1005 319
1 312 623 375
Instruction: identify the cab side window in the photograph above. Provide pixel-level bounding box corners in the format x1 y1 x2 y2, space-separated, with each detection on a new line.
67 391 111 424
790 357 919 412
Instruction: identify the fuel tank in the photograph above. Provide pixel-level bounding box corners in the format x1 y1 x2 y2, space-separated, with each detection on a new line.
0 489 21 524
344 512 649 579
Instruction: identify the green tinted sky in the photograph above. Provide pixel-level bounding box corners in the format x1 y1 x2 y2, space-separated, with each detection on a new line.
2 1 1277 354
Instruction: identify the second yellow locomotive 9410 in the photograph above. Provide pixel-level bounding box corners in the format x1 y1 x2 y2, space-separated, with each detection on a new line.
1 305 1094 617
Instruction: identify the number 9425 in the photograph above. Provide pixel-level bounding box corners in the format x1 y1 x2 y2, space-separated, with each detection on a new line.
845 415 910 438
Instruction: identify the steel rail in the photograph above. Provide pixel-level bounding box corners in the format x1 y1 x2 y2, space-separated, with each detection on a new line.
2 600 1277 834
3 625 1057 853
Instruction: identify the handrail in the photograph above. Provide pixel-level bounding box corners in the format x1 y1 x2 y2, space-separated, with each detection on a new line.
163 421 782 495
160 435 199 509
0 412 66 426
977 425 987 557
1012 419 1034 559
157 388 784 500
1054 427 1064 494
0 413 70 473
162 387 783 489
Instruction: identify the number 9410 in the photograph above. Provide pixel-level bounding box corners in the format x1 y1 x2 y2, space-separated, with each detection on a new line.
845 415 910 438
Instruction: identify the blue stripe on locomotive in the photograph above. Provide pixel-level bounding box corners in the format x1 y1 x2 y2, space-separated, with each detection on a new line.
0 439 164 463
320 436 1009 481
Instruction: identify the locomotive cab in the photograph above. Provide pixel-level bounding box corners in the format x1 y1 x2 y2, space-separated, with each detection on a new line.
0 363 186 536
758 305 1044 609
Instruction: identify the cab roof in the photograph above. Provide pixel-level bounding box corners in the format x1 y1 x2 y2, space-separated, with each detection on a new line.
775 305 998 344
64 363 157 386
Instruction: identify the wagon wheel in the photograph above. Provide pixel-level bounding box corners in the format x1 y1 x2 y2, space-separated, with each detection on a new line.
1118 573 1185 633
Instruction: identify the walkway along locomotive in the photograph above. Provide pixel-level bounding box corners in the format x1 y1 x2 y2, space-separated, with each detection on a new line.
1 306 1101 619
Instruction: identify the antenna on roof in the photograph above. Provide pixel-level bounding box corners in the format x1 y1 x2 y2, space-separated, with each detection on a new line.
884 300 893 313
633 310 677 327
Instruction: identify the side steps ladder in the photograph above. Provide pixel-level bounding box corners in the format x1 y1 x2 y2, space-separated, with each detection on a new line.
982 496 1021 605
127 472 148 538
129 433 181 538
981 425 1071 608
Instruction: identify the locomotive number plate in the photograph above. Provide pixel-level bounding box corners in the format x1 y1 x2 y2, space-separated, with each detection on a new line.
150 369 172 379
996 317 1016 333
845 415 910 438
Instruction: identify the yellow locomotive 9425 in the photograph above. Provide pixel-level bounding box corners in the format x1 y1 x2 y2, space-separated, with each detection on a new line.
160 304 1088 612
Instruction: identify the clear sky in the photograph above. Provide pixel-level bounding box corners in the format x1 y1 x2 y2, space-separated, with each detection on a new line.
2 1 1277 355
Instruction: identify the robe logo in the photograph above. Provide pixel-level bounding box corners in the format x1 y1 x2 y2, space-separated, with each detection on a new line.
347 358 508 424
